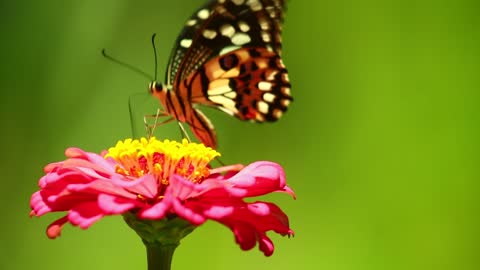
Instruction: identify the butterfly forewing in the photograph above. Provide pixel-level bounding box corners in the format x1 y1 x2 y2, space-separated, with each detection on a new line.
164 0 218 84
166 0 286 86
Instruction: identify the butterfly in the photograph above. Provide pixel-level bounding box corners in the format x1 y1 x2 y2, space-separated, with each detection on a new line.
149 0 292 149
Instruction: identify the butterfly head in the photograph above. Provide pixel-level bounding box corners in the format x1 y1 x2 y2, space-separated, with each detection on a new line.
148 81 169 99
149 81 163 93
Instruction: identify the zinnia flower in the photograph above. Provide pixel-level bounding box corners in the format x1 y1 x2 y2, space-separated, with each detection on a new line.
30 137 295 256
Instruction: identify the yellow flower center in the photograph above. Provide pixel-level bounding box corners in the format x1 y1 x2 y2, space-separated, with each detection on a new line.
105 137 220 185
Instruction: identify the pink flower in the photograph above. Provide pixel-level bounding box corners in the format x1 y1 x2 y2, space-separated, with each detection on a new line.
30 138 295 256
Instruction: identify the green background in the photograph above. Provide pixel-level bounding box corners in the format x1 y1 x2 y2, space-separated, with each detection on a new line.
1 0 478 269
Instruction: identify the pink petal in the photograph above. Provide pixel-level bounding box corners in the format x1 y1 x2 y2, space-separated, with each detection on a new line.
97 193 139 214
232 222 257 251
46 216 69 239
223 161 295 198
67 201 104 229
140 200 170 219
203 205 234 219
143 174 206 224
65 147 115 171
258 234 275 256
168 174 202 200
247 202 270 215
171 198 206 225
109 174 158 199
183 197 292 256
30 191 52 216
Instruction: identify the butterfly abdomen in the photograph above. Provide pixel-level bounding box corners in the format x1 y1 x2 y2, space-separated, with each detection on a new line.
149 81 217 148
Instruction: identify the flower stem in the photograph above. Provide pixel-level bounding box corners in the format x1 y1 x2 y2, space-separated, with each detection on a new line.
145 243 178 270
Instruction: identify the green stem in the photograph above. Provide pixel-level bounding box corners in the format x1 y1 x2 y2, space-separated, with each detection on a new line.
145 243 178 270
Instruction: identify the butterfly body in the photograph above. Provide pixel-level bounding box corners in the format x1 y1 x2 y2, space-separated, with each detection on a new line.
150 0 292 148
149 81 217 148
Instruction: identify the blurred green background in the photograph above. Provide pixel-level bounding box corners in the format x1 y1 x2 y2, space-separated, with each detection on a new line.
1 0 478 269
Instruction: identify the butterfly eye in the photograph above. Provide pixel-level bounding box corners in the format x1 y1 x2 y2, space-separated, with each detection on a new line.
155 82 163 90
149 82 164 93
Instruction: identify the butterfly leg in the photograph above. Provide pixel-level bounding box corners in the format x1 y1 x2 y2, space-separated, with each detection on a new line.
143 108 174 138
214 156 226 166
176 121 192 143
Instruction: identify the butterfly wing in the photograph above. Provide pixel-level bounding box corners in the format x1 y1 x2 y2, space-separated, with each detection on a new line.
188 108 217 149
183 47 291 122
166 0 287 86
163 0 289 148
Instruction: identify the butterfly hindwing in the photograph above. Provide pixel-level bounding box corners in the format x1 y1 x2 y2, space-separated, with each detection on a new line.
188 108 217 149
184 47 292 122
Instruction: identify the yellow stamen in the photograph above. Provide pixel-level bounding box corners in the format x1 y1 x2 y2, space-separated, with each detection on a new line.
105 137 220 184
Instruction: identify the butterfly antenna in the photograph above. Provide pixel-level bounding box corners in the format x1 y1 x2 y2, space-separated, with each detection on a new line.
151 33 158 81
102 49 153 81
